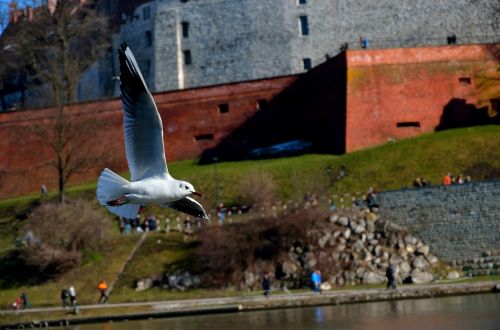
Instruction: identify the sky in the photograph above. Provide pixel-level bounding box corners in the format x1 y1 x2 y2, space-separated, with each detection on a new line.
0 0 31 33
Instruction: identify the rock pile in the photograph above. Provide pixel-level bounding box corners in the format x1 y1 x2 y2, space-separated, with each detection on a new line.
136 270 200 291
276 210 444 288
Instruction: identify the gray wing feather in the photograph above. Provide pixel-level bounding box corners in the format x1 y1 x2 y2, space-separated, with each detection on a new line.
119 44 168 181
162 197 209 220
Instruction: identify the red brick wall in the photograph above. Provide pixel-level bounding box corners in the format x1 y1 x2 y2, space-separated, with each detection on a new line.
345 44 499 152
0 76 297 198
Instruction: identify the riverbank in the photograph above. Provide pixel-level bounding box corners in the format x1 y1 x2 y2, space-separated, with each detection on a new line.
1 280 498 329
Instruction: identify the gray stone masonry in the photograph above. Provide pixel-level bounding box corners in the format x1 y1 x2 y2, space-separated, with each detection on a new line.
113 0 500 94
378 180 500 273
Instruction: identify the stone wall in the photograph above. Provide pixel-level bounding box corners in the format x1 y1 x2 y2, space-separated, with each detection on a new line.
377 180 500 274
115 0 500 92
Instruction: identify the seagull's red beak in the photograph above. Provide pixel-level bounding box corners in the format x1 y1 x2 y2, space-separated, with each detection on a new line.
192 191 202 197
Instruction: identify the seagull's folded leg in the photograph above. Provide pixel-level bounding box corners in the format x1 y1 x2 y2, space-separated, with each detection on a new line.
106 195 129 206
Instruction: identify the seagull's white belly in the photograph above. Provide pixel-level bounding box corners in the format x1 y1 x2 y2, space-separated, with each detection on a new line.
125 179 181 204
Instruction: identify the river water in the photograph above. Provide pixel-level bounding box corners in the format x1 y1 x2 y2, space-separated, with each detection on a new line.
71 293 499 330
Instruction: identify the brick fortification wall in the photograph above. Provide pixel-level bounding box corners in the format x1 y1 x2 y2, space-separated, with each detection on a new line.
0 44 498 198
0 76 297 198
378 181 500 273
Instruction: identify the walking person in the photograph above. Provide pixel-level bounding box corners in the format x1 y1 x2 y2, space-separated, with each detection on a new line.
311 270 322 293
21 292 31 309
68 286 76 307
60 288 69 308
262 272 271 297
386 265 397 289
97 280 109 303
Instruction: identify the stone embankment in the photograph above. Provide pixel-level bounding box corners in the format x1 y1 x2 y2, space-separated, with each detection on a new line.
137 209 459 292
378 180 500 276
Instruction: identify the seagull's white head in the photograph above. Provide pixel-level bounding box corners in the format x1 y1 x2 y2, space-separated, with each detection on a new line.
176 180 202 198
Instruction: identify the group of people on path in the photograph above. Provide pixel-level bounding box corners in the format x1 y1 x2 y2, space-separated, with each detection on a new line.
61 281 108 308
11 292 31 310
442 173 470 186
60 286 77 308
261 266 399 297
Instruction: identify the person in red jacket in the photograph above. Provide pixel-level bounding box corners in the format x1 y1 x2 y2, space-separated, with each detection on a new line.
442 173 452 186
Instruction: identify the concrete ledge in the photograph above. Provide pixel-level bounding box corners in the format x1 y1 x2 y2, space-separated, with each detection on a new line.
1 281 498 329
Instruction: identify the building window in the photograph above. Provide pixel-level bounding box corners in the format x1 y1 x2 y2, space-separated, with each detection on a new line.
447 34 457 45
257 99 267 110
396 122 420 128
145 31 152 47
194 134 214 141
298 0 307 4
181 22 189 38
180 0 189 3
299 15 309 36
143 6 150 20
303 58 312 70
459 77 471 84
218 103 229 113
183 50 192 65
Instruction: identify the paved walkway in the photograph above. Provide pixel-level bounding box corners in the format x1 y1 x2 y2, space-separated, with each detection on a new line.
1 280 498 317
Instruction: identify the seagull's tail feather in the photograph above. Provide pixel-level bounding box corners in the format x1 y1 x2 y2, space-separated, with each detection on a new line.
105 204 140 220
97 168 140 219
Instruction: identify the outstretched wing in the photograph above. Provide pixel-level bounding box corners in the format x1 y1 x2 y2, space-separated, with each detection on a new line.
162 197 210 220
119 43 168 181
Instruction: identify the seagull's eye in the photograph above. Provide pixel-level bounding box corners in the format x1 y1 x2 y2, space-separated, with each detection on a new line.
185 186 189 190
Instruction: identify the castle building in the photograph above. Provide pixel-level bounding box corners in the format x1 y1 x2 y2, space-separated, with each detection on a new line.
113 0 499 94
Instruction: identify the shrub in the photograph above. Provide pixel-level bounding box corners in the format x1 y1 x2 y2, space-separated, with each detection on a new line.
238 170 277 206
22 199 110 276
194 206 327 288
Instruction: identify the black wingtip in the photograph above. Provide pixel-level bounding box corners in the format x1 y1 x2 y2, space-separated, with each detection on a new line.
120 42 128 52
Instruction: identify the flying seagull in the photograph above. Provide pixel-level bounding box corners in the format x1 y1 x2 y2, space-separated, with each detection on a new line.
96 44 209 220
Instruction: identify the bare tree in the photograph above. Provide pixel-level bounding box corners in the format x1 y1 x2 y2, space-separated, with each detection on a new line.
3 0 110 202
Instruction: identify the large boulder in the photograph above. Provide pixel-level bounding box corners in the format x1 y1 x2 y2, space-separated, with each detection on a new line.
338 217 349 227
426 254 439 264
353 224 366 234
135 278 154 291
411 271 434 284
405 244 416 253
446 271 461 280
413 256 429 269
416 245 430 256
244 270 256 287
363 271 386 285
399 261 412 275
282 261 299 276
389 254 404 265
321 282 332 291
404 234 417 245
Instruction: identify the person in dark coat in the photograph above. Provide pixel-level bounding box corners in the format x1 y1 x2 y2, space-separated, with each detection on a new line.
386 265 397 289
61 288 69 308
262 272 271 297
